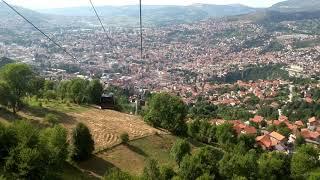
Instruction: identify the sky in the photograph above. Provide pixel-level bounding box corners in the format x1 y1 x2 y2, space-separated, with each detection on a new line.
6 0 286 10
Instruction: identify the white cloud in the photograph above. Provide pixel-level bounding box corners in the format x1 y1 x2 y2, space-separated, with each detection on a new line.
7 0 285 9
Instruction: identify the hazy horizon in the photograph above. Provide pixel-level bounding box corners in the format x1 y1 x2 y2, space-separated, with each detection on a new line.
6 0 285 10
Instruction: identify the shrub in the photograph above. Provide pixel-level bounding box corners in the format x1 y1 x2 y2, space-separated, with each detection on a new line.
170 139 191 166
143 159 160 180
120 133 129 144
70 123 94 161
104 168 134 180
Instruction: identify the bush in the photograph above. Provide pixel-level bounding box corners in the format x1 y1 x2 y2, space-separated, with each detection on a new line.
120 133 129 144
104 168 135 180
143 159 161 180
170 139 191 166
2 121 68 179
160 165 176 180
70 123 95 161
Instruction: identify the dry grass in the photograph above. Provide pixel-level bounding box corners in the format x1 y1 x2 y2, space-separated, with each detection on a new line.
1 100 167 150
69 109 167 150
85 134 179 176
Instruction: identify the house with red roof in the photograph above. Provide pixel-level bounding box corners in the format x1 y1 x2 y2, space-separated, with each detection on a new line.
308 117 319 130
279 115 289 123
256 131 286 151
301 128 320 142
294 120 304 128
250 115 264 124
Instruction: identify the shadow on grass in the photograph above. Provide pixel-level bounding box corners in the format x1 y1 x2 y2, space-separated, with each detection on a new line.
0 107 22 122
78 155 116 177
125 143 149 157
22 104 78 126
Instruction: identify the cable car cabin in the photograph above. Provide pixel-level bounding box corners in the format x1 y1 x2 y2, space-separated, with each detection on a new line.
100 94 115 110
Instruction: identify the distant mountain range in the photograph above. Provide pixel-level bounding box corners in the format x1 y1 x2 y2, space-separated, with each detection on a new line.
36 4 256 26
271 0 320 12
0 2 52 29
1 0 320 27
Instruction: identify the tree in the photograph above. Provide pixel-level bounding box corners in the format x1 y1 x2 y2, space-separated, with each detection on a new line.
216 123 236 145
294 135 306 148
179 155 203 180
291 144 320 179
237 134 256 151
87 79 103 104
57 80 70 100
189 101 218 119
277 122 291 138
188 119 200 138
0 63 34 113
160 166 176 180
70 123 95 161
1 121 69 179
179 146 223 180
258 152 290 180
196 173 212 180
29 76 45 98
39 125 68 178
0 123 17 160
144 93 187 135
4 121 42 179
67 78 89 104
0 81 11 109
143 159 161 180
219 149 258 179
170 139 191 166
44 80 56 91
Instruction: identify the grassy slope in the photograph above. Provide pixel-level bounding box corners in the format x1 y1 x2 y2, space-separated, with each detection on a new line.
0 100 184 178
107 135 178 175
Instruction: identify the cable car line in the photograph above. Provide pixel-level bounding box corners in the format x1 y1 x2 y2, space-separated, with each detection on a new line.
89 0 113 46
139 0 143 60
1 0 79 62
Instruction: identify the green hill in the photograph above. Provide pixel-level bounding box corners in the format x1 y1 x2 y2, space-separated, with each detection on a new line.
271 0 320 12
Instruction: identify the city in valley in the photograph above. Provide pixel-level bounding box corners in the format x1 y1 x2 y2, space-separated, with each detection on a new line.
0 0 320 179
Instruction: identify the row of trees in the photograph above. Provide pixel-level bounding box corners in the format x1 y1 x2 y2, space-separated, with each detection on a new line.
46 78 103 104
104 138 320 180
0 121 95 179
0 63 104 113
143 92 255 137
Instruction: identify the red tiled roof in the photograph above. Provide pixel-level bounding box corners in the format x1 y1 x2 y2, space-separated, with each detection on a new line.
294 121 304 127
301 129 320 140
243 126 257 135
279 115 289 122
286 123 298 131
250 115 264 123
269 131 285 141
256 134 272 148
273 120 281 126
